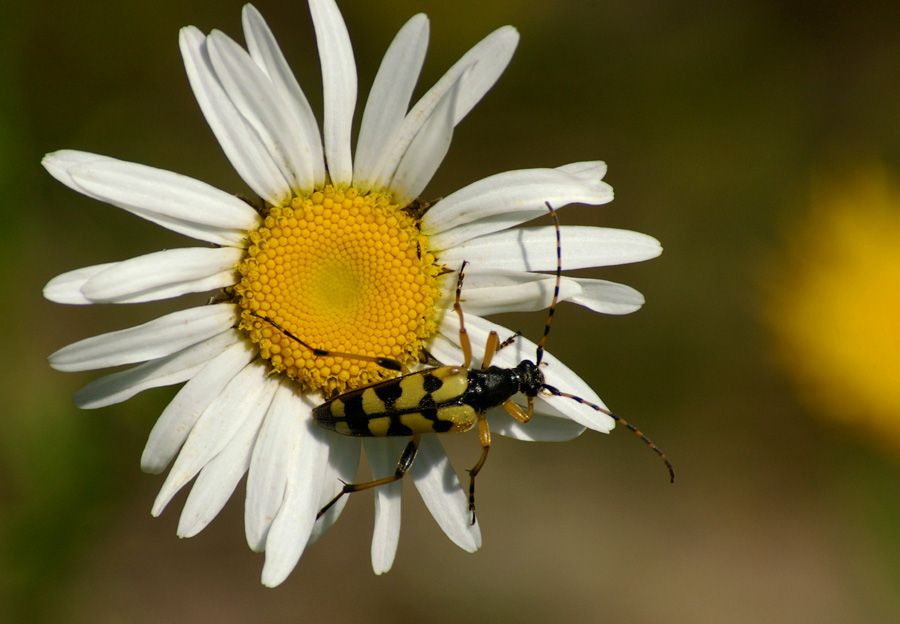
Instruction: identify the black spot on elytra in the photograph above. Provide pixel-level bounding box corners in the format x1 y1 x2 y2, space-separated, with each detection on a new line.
374 381 403 408
323 394 373 435
341 393 365 417
386 417 413 437
418 373 444 409
430 412 454 433
422 373 443 393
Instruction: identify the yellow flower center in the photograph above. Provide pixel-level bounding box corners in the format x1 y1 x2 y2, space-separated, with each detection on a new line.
235 186 440 396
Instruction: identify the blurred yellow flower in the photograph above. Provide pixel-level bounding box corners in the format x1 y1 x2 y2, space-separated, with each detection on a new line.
768 163 900 449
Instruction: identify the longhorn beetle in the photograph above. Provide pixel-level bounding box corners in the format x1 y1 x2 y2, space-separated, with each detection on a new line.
250 203 674 523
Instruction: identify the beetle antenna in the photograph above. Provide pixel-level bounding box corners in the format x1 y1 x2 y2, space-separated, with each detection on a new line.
542 384 675 483
535 202 562 367
248 311 404 372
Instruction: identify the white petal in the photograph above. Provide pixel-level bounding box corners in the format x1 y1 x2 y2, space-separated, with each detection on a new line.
424 162 613 246
442 313 615 433
178 374 278 538
84 272 236 306
44 263 116 305
207 30 318 193
79 247 242 304
353 14 429 190
180 27 292 205
49 304 238 373
388 67 468 206
364 437 406 575
455 268 583 316
411 436 481 552
141 339 257 473
309 0 356 185
372 26 519 189
57 153 261 247
245 381 303 552
443 26 519 125
152 361 273 516
557 161 609 177
65 156 260 231
485 408 585 441
260 392 331 587
440 226 663 273
569 278 646 315
74 330 242 409
43 150 121 202
242 5 325 188
306 433 360 546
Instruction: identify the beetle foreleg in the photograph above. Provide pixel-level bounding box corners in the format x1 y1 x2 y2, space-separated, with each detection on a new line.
502 398 531 424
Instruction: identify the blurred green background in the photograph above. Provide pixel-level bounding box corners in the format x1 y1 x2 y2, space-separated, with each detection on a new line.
4 0 900 622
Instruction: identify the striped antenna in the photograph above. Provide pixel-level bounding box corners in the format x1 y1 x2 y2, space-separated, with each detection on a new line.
535 202 562 366
543 384 676 483
248 311 404 372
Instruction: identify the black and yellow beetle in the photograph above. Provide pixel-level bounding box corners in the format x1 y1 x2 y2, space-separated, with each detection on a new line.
250 203 673 522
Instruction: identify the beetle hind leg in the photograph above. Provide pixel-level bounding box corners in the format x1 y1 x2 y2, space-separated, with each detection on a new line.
317 435 421 520
466 413 492 525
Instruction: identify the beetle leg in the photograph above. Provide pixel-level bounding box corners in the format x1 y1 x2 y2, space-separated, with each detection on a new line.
481 331 500 368
502 397 531 424
495 331 521 353
454 261 473 368
316 435 421 520
466 412 491 525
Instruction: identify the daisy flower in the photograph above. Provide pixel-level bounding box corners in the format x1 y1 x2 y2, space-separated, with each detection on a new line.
44 0 661 587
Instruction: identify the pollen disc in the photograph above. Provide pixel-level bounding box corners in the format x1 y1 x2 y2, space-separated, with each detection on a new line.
236 186 440 396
